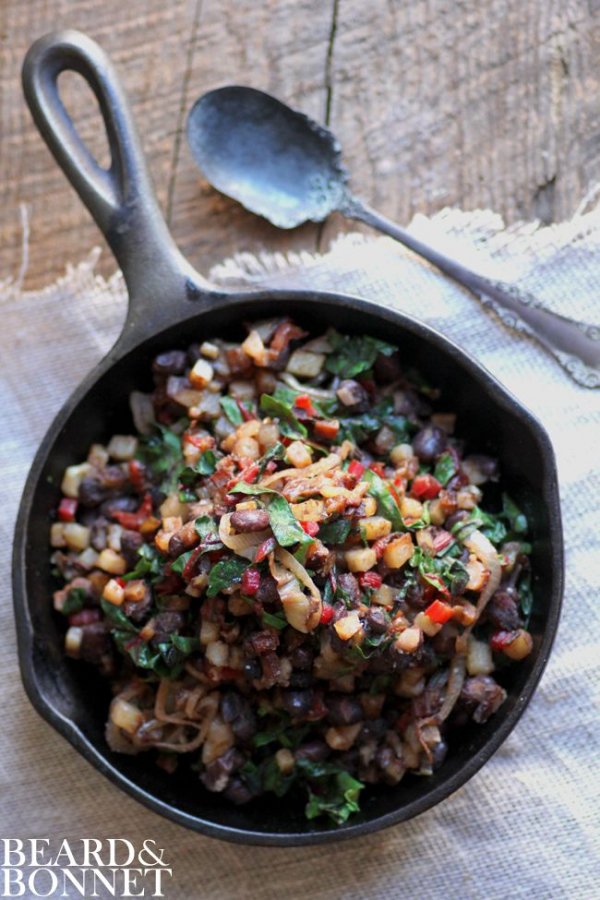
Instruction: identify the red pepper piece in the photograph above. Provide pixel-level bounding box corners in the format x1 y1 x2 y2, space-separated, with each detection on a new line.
313 419 340 440
300 521 319 537
431 530 453 555
240 463 260 484
128 459 146 491
320 606 334 625
348 460 365 479
490 630 516 652
111 492 153 530
255 536 277 563
369 462 386 477
359 571 383 590
424 599 454 624
294 394 318 417
410 474 442 500
241 568 261 596
422 573 451 601
182 545 204 581
58 498 78 522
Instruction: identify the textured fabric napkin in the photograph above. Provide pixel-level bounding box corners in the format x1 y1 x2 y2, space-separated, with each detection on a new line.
1 203 598 900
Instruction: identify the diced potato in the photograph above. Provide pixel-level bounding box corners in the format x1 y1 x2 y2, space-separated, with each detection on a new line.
333 610 362 640
467 636 495 675
382 534 413 569
228 379 256 400
275 748 295 775
64 626 83 656
430 413 456 434
394 668 426 698
394 627 422 653
361 496 378 517
161 516 183 533
106 524 122 552
189 358 214 389
50 522 66 548
107 435 138 461
110 698 143 735
233 436 260 459
371 584 398 608
103 578 125 606
205 640 229 667
63 523 91 552
286 441 313 468
258 421 280 450
124 580 146 604
290 499 325 522
96 548 127 575
139 622 156 641
414 611 443 637
465 556 488 591
200 340 219 359
189 391 222 420
241 330 266 364
325 723 362 751
202 716 235 765
502 629 533 660
228 594 253 616
200 620 220 645
390 443 414 466
77 547 99 570
400 496 423 520
286 349 326 378
344 547 377 573
457 485 482 510
87 443 109 467
428 499 445 526
61 463 92 499
453 601 477 627
359 515 392 541
235 500 258 511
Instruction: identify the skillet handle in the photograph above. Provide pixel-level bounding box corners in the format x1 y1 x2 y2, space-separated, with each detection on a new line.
22 30 212 330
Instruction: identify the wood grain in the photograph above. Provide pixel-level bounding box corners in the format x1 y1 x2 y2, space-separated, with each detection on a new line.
2 0 600 290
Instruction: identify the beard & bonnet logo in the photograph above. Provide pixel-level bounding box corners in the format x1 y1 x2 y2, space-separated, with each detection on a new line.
0 839 172 898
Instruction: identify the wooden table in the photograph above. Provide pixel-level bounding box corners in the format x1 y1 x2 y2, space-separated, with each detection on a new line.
2 1 599 290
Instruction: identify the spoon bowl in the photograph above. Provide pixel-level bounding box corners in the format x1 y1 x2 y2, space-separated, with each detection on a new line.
187 86 347 228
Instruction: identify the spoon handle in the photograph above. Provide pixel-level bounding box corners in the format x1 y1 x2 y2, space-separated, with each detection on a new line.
342 196 600 389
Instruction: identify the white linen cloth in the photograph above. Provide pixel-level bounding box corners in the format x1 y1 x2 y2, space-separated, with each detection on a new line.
0 203 598 899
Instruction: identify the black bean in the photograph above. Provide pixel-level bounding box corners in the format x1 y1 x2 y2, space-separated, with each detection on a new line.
99 466 129 491
295 740 330 763
120 530 143 567
152 350 188 376
243 658 261 680
431 740 448 769
289 670 314 689
223 777 255 805
200 748 244 793
123 588 152 624
405 581 426 610
459 675 506 724
78 477 111 508
360 718 387 741
221 692 245 723
365 607 388 634
232 710 257 744
79 623 112 666
151 612 185 643
256 575 280 606
289 645 314 671
326 694 363 726
374 351 402 384
99 495 138 517
282 690 313 717
444 509 469 531
336 573 360 608
336 379 370 413
230 509 270 533
412 425 447 462
486 590 521 631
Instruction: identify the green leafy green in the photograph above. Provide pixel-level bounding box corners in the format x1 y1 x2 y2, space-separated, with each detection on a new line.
229 483 314 551
433 451 457 486
220 396 243 426
101 598 138 633
518 570 534 622
298 759 365 825
338 398 411 446
178 450 216 486
207 556 249 597
259 394 307 438
502 494 528 534
137 425 182 492
194 515 219 541
257 441 286 475
171 549 194 575
363 468 403 531
325 331 396 378
317 517 352 545
262 610 288 630
410 546 469 596
122 544 165 582
61 587 86 615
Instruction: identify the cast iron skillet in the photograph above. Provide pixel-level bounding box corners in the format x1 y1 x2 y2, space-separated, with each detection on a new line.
14 30 563 845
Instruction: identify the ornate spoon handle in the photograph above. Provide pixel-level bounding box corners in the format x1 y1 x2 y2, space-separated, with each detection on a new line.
341 196 600 389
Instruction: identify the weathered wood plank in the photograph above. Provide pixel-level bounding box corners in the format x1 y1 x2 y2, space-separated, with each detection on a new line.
1 0 600 290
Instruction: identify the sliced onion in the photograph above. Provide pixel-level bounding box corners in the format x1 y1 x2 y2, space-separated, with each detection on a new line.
129 391 156 436
436 654 466 723
258 453 340 488
219 514 271 560
280 372 336 400
464 529 502 621
269 548 322 632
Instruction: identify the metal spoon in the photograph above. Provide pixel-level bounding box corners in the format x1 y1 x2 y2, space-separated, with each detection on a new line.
187 86 600 388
